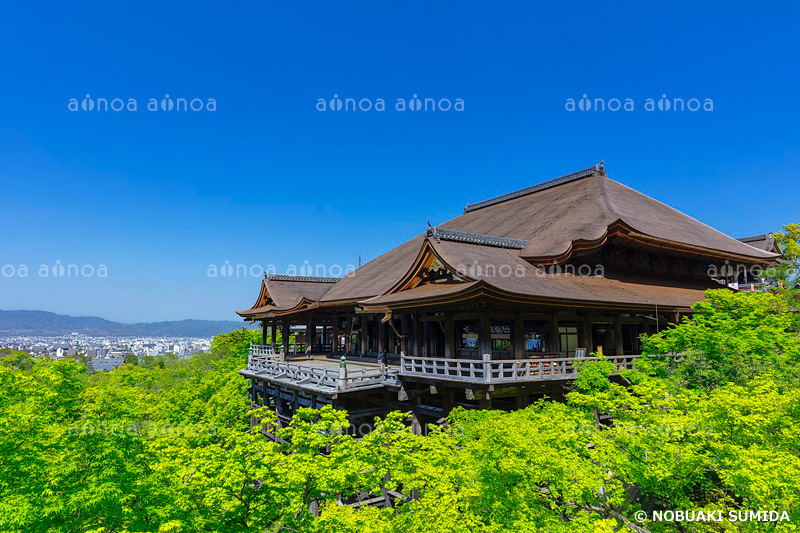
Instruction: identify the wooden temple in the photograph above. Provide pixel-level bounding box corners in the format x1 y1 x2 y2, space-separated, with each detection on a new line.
236 163 780 432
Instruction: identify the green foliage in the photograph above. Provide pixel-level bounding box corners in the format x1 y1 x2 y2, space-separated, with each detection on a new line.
642 289 800 390
1 303 799 531
774 223 800 263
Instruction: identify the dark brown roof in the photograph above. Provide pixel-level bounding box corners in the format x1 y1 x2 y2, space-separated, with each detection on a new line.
319 235 427 303
440 169 778 263
236 275 339 318
737 233 781 254
242 165 779 316
361 239 711 311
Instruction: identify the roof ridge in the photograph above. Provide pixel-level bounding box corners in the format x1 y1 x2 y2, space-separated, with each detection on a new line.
266 274 341 283
463 162 605 213
737 233 772 243
427 225 529 249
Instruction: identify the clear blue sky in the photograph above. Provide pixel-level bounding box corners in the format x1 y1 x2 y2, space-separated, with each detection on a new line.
0 0 798 322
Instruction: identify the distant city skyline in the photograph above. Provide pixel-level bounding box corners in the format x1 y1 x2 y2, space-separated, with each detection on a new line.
1 0 798 322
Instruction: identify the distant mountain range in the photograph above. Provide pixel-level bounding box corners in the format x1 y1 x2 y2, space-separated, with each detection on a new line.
0 310 247 337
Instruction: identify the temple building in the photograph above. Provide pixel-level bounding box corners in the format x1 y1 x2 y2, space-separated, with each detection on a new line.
236 163 780 431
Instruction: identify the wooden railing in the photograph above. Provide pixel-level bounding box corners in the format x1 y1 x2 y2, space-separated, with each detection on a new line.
248 344 281 371
247 345 645 388
245 351 387 391
400 353 640 384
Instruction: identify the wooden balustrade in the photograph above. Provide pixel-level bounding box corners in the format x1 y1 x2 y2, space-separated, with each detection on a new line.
399 354 641 384
247 344 645 389
245 350 386 391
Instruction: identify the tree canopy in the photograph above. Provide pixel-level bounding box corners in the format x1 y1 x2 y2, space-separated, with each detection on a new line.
1 293 799 532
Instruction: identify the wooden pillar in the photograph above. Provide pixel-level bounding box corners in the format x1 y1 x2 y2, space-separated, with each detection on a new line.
261 321 268 345
346 314 353 355
412 314 421 356
442 389 455 414
400 314 410 355
515 394 529 410
444 313 454 358
306 315 314 353
282 321 291 355
513 314 524 359
422 321 429 356
480 314 491 358
378 320 386 353
332 314 339 355
550 313 560 355
581 316 592 351
360 316 368 356
614 314 623 356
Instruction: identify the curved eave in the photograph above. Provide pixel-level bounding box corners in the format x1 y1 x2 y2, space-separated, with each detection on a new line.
238 297 320 319
360 279 703 314
522 220 780 266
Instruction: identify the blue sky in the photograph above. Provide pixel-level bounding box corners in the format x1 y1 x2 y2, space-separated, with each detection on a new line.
0 0 798 322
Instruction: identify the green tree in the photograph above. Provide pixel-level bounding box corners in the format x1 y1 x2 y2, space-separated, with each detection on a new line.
641 289 800 390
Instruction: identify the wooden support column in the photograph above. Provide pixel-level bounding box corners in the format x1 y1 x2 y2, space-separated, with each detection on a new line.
444 313 454 358
282 320 291 355
377 320 386 353
400 314 410 355
614 314 623 356
359 316 368 356
412 314 420 356
581 316 592 351
515 393 529 410
443 389 455 412
261 321 267 345
346 314 353 355
332 314 339 355
550 313 560 355
480 314 491 358
422 321 429 356
268 322 276 350
306 315 314 353
513 314 524 359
